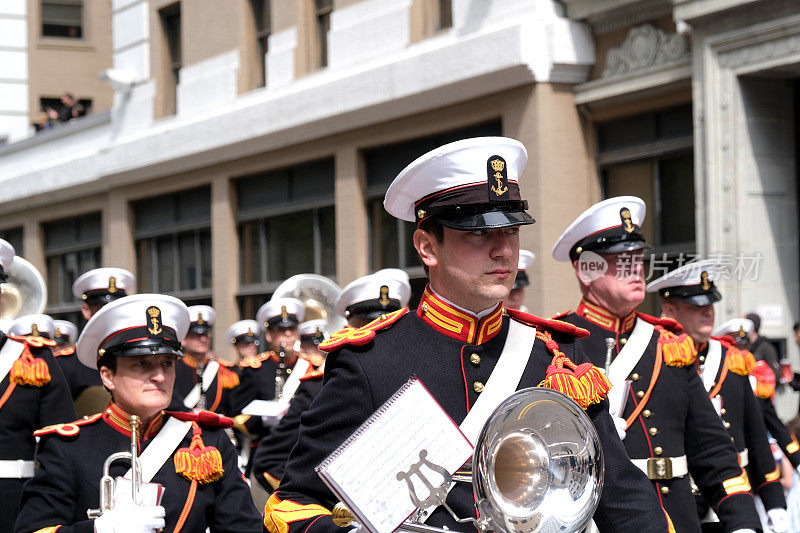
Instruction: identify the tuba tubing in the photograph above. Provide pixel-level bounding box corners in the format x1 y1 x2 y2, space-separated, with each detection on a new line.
0 256 46 320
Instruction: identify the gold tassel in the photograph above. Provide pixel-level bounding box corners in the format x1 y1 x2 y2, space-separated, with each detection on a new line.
535 331 608 409
10 343 50 386
539 365 588 409
174 422 224 483
219 367 239 389
658 329 697 367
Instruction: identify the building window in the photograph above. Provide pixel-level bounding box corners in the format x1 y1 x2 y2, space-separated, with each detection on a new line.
598 104 695 313
134 187 212 305
250 0 271 88
314 0 332 68
436 0 452 31
160 4 182 116
236 158 336 318
364 120 503 276
40 96 92 122
41 0 82 39
43 213 101 324
0 227 23 257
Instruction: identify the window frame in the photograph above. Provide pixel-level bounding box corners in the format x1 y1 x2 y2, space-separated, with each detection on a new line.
41 0 83 40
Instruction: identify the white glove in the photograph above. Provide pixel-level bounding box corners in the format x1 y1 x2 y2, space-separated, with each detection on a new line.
768 508 789 533
730 530 757 533
94 504 165 533
611 416 627 440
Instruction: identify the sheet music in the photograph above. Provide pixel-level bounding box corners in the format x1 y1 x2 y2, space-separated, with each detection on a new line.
316 378 473 533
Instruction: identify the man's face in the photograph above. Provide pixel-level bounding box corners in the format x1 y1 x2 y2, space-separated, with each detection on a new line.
661 299 715 343
183 331 211 355
235 341 257 359
579 252 646 312
265 326 299 351
504 287 526 310
81 302 103 320
100 354 175 419
794 329 800 348
418 226 518 313
300 340 325 357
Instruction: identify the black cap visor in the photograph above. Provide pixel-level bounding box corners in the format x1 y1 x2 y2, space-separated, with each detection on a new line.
437 208 535 231
571 228 649 260
84 289 128 306
267 316 299 329
682 292 722 306
233 334 258 345
188 323 211 336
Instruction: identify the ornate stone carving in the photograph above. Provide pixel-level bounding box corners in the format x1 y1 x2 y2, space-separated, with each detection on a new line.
602 24 689 78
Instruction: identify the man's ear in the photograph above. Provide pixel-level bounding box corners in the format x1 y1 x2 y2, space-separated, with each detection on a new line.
572 260 591 290
413 228 439 270
99 366 115 392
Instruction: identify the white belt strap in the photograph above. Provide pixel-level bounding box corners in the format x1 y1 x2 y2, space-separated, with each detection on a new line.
280 358 309 401
458 319 536 446
0 459 34 478
630 455 689 479
739 448 749 468
607 319 654 418
0 338 24 384
124 417 193 483
702 340 723 392
183 360 220 409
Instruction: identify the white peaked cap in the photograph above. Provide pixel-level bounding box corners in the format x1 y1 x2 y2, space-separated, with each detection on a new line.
552 196 647 262
646 260 724 292
337 269 412 317
53 320 79 342
713 318 755 338
72 267 136 299
299 319 329 338
225 319 261 344
10 314 55 338
384 137 530 224
76 294 190 369
257 297 305 327
518 250 535 271
188 305 216 326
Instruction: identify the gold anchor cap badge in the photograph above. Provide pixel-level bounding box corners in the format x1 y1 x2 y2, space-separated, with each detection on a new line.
147 306 162 335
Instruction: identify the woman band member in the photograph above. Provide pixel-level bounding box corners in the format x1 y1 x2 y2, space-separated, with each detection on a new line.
15 294 262 533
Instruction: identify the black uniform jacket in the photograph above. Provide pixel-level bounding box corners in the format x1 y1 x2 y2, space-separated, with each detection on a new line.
748 359 800 469
170 355 239 415
252 370 324 491
560 300 761 533
230 351 320 437
265 288 670 533
696 338 784 511
0 333 75 533
15 403 262 533
52 346 103 400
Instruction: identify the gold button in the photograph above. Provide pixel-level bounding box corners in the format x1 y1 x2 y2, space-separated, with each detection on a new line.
470 353 481 365
473 382 484 393
724 421 731 429
643 410 652 418
649 427 658 436
286 368 292 374
720 408 726 415
699 355 705 362
620 338 627 345
631 373 639 381
661 486 669 495
421 303 428 313
636 390 645 398
654 447 663 455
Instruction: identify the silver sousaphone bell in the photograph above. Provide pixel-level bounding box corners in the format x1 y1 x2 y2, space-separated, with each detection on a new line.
334 387 604 533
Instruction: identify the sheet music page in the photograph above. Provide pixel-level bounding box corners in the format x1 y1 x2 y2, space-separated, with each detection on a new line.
316 378 473 533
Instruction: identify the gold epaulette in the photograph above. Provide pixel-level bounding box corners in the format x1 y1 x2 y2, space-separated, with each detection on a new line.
34 412 103 437
239 351 275 369
218 364 240 389
319 309 407 352
725 346 756 376
656 326 697 367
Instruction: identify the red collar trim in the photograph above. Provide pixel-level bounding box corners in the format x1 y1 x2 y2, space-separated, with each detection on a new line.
577 299 636 333
417 286 504 344
103 403 165 441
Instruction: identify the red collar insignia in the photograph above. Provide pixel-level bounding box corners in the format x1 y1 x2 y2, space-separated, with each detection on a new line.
103 402 165 441
417 286 504 345
576 299 636 333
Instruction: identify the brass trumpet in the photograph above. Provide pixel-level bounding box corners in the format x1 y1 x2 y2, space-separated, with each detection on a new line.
88 415 142 518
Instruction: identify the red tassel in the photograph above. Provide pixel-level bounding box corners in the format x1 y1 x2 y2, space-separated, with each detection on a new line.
575 363 612 405
174 422 224 483
10 344 50 387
